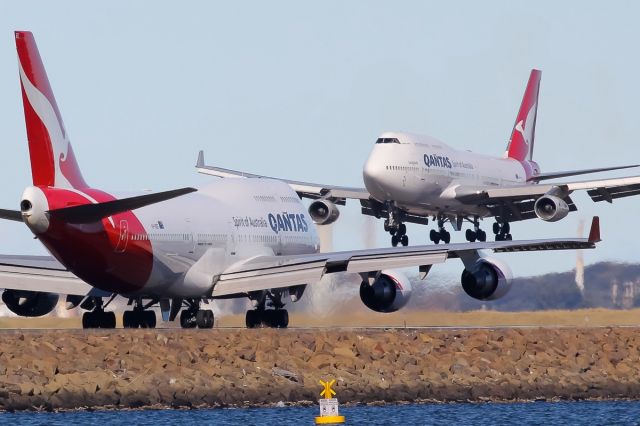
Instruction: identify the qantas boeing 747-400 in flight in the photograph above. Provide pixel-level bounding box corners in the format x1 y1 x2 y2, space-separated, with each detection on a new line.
0 32 600 329
198 70 640 247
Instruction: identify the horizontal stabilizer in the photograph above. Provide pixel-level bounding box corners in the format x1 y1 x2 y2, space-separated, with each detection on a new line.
528 164 640 182
48 187 197 224
0 209 22 222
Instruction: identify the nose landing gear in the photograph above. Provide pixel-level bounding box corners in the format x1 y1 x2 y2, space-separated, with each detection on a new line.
384 202 409 247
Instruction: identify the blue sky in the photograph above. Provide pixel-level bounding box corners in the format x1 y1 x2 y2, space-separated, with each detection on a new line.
0 1 638 278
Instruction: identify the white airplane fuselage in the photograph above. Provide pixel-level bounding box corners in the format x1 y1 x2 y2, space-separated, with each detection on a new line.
362 132 540 218
25 178 319 299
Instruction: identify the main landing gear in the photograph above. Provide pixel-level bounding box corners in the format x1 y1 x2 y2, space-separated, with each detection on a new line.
465 217 487 242
429 217 451 244
122 299 158 328
493 221 512 241
245 290 289 328
82 297 116 329
384 202 409 247
179 299 214 329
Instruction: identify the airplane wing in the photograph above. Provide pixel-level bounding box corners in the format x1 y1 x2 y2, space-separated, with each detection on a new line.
196 151 370 201
210 218 600 297
454 175 640 222
0 254 106 296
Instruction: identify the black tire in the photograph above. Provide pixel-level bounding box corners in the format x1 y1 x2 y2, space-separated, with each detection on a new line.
477 230 487 242
383 220 390 232
180 310 197 328
400 235 409 246
391 235 399 247
493 222 500 234
442 231 451 244
275 310 289 328
505 233 513 241
429 229 439 243
196 310 214 329
503 222 511 234
495 234 504 241
102 311 116 329
263 310 277 327
398 223 407 236
245 310 258 328
144 311 156 329
82 312 94 329
465 229 476 242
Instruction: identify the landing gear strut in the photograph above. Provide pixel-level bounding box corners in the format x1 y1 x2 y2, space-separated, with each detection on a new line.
245 291 289 328
179 299 214 329
465 216 487 242
429 217 451 244
384 202 409 247
493 221 512 241
82 297 116 329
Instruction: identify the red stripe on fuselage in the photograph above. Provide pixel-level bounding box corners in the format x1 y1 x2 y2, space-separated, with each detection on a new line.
39 187 153 294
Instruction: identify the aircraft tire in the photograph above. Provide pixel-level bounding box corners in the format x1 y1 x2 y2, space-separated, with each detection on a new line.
82 311 96 329
442 231 451 244
197 309 214 329
246 310 260 328
465 229 476 242
398 223 407 235
141 311 156 329
401 235 409 246
493 222 500 234
505 233 512 241
477 230 487 242
274 310 289 328
180 310 197 328
391 235 399 247
101 311 116 329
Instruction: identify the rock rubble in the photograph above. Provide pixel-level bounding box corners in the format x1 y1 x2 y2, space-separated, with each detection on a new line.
1 327 640 411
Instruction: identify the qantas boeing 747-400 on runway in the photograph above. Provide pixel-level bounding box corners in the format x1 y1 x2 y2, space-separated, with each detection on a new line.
198 70 640 247
0 32 600 329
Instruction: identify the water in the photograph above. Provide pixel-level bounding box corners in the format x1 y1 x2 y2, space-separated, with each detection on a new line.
1 401 640 425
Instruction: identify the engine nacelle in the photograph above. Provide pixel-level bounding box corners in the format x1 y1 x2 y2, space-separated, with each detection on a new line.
534 194 570 222
461 257 513 301
2 290 59 317
360 270 412 313
308 200 340 225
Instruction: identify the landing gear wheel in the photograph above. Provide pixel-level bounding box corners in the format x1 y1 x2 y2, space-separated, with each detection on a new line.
495 233 504 241
429 229 440 244
441 231 451 244
398 223 407 235
246 310 260 328
82 311 96 329
400 235 409 246
391 234 399 247
196 309 214 329
83 310 116 329
503 222 511 234
142 311 156 328
493 222 501 234
273 309 289 328
123 310 136 328
505 233 512 241
383 219 390 232
465 229 477 242
477 229 487 242
102 311 116 329
180 310 197 328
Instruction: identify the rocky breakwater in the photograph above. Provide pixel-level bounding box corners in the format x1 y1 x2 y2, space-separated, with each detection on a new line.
1 327 640 411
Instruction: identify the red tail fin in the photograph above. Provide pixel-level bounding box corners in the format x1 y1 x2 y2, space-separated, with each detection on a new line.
15 31 88 189
506 69 541 162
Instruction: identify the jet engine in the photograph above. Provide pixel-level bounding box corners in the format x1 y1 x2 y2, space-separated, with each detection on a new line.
308 199 340 225
360 270 412 313
534 195 570 222
461 257 513 301
1 290 59 317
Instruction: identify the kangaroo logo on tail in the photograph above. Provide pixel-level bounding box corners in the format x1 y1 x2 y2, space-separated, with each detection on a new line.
506 69 541 162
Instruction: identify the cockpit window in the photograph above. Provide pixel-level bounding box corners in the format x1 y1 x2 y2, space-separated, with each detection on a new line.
375 138 400 144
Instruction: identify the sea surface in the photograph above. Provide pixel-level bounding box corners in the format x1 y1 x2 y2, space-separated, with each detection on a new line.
2 401 640 425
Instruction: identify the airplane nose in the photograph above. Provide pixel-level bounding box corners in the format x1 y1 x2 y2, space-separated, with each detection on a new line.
362 151 387 197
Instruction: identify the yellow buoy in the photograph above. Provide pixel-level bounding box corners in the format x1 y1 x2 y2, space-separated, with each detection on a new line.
315 379 345 424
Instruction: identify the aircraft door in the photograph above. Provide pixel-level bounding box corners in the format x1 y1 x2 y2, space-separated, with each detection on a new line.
115 220 129 253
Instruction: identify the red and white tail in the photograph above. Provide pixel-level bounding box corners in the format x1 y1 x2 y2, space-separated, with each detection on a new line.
15 31 88 189
505 69 541 162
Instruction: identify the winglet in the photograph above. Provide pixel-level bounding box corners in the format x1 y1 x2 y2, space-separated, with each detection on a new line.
196 150 205 168
588 216 601 243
